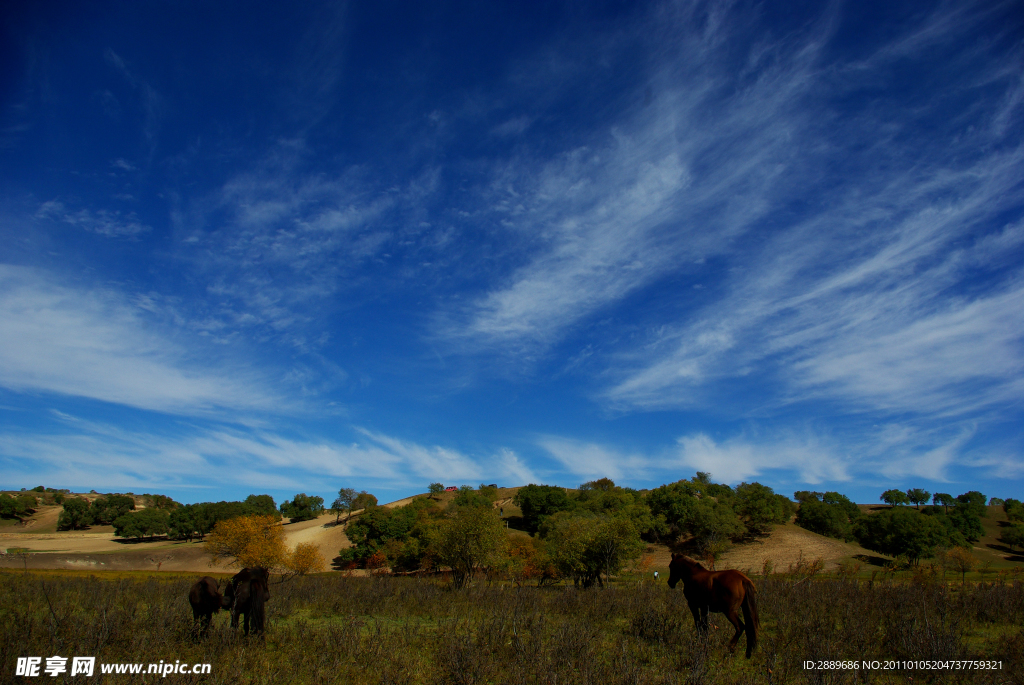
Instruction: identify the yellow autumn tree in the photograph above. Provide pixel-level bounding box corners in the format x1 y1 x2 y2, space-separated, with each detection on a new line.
289 542 327 575
205 515 327 575
205 515 287 569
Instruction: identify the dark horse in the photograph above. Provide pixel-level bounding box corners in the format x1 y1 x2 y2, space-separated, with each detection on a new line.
667 554 759 658
188 576 231 637
223 567 270 636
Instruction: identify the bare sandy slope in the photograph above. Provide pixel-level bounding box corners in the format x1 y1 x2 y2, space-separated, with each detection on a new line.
641 523 877 576
281 513 352 566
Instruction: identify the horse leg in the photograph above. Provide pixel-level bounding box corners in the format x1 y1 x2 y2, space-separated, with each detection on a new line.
689 605 707 637
724 607 745 654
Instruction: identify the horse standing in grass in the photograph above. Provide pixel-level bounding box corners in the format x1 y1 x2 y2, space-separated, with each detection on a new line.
188 576 230 638
224 567 270 636
667 554 759 658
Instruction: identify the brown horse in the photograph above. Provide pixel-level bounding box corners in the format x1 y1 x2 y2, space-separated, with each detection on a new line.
667 554 759 658
188 576 231 637
223 567 270 636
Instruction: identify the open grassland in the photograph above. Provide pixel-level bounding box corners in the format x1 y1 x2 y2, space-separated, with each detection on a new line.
3 570 1024 685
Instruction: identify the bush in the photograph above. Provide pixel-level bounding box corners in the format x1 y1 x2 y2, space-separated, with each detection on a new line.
855 507 949 564
281 493 325 522
57 497 93 530
514 484 574 534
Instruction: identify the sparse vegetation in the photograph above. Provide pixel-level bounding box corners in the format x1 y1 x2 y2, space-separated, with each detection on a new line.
4 568 1024 684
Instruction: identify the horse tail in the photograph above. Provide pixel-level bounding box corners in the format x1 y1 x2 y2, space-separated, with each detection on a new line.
251 580 267 635
742 577 759 656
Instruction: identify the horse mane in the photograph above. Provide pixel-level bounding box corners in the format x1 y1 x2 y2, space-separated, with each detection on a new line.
672 554 707 570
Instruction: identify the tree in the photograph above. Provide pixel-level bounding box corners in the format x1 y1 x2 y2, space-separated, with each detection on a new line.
428 483 444 499
854 507 948 565
169 506 199 541
646 480 744 547
57 498 93 530
1000 524 1024 553
906 488 931 509
734 482 795 534
287 542 326 575
933 493 954 513
546 512 643 588
514 484 573 534
353 491 377 512
880 489 909 507
794 491 824 503
280 493 325 522
90 494 135 525
332 488 357 524
796 500 855 541
1004 498 1024 522
0 494 38 521
946 546 976 584
956 491 988 518
452 485 493 509
112 508 169 540
428 505 508 589
205 514 288 569
244 494 277 516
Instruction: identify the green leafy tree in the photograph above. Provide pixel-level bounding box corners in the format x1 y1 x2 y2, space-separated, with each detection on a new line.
341 497 439 569
514 484 574 533
332 488 357 523
452 485 493 509
794 491 824 503
57 498 93 530
933 493 954 513
1000 524 1024 553
90 494 136 525
244 494 277 516
734 482 794 534
0 494 37 521
796 500 855 541
546 512 644 588
353 491 377 511
1003 498 1024 522
428 505 508 589
956 491 988 518
880 489 909 507
146 494 178 510
168 506 199 541
948 508 985 543
854 507 948 564
428 482 445 499
280 493 325 522
113 508 170 540
906 488 931 509
646 479 744 547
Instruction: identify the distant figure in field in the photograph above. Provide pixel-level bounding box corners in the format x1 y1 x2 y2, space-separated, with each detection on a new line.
667 554 759 658
653 571 659 580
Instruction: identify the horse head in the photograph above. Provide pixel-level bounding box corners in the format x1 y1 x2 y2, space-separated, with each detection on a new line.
667 554 704 588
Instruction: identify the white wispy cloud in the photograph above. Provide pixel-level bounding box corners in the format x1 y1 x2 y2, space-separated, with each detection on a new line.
0 265 278 414
438 3 830 354
0 415 526 497
36 200 150 237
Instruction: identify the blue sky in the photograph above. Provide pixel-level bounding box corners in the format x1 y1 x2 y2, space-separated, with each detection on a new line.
1 1 1022 506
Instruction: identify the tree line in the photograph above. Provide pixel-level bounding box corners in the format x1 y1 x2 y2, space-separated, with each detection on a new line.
794 487 1009 566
